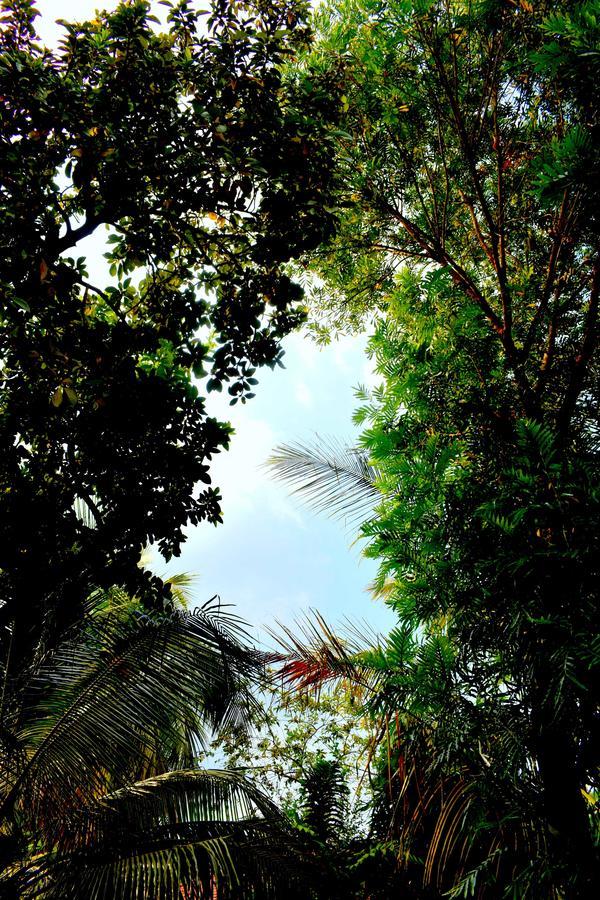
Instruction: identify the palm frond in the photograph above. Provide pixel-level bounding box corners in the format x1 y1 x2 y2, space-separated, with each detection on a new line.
164 572 198 608
266 435 380 526
7 600 265 831
0 594 321 900
268 610 383 696
99 768 283 826
72 496 101 531
9 770 311 899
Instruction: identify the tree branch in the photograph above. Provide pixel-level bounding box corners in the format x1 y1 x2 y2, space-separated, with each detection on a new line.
557 254 600 437
458 188 496 268
381 198 504 335
524 192 570 358
422 21 515 336
492 82 510 337
53 214 103 255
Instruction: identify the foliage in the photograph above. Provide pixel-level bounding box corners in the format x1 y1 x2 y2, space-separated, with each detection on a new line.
0 590 315 899
274 0 600 894
215 677 373 820
298 756 350 846
275 609 558 897
214 663 395 898
0 0 339 668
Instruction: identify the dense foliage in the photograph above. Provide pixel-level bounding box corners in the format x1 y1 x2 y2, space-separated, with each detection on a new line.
0 1 340 897
273 0 600 895
0 0 337 668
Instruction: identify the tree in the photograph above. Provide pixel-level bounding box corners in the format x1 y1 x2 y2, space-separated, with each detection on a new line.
0 0 339 669
272 0 600 893
0 589 316 898
273 599 552 897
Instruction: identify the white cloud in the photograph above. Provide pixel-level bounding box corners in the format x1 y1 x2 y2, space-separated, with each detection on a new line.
284 331 320 371
201 407 305 529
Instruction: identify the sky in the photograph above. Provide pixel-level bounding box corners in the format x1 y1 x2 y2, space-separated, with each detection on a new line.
34 0 396 644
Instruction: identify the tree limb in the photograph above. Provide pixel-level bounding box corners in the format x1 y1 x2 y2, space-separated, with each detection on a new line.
557 254 600 437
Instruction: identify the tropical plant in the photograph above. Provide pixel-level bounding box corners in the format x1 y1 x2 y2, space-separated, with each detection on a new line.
270 0 600 893
298 756 350 846
0 0 339 670
289 756 357 900
270 375 600 896
268 436 380 527
271 608 563 898
214 616 408 898
0 589 311 899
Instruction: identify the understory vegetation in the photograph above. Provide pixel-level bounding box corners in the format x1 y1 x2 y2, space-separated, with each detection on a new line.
1 0 598 897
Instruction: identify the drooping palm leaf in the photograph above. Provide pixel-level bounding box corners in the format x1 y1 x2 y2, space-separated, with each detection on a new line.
0 592 324 899
165 572 199 608
269 610 385 696
100 767 282 823
8 769 310 899
5 598 264 836
266 436 380 526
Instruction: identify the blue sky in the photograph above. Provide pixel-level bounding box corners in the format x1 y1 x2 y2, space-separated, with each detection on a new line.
36 0 396 644
160 331 396 644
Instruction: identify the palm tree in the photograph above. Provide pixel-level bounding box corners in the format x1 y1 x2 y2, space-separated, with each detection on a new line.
0 588 309 899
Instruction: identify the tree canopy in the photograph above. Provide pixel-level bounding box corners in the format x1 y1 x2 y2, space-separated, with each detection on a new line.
271 0 600 894
0 0 337 665
2 0 599 896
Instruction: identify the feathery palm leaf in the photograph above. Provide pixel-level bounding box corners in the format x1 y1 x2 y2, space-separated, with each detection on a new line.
6 597 262 833
266 436 380 526
165 572 199 608
0 592 317 899
269 610 384 696
7 769 308 899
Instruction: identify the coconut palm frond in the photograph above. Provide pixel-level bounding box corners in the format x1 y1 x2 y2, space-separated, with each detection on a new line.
399 770 547 897
8 601 265 832
266 435 380 526
268 610 384 695
99 767 283 826
72 496 101 531
9 769 310 899
12 834 237 900
0 589 321 899
165 572 199 607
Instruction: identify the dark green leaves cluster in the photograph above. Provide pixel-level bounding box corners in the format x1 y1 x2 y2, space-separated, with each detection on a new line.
0 0 338 661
